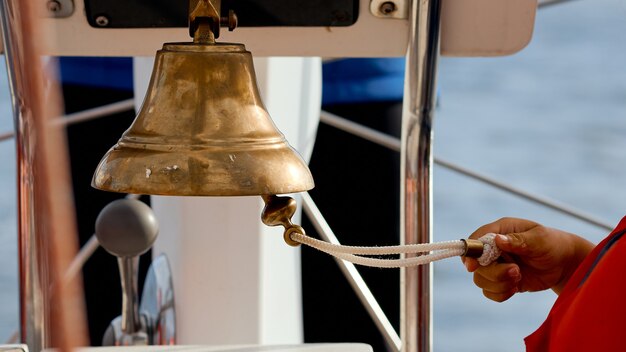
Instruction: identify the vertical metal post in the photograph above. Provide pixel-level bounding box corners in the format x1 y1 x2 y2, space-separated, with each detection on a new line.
118 257 142 334
400 0 442 351
0 1 49 350
0 1 88 350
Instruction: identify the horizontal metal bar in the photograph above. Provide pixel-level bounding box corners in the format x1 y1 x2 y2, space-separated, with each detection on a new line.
301 192 402 352
0 98 135 143
538 0 579 9
0 130 11 142
434 159 614 231
320 110 400 151
62 234 99 284
52 98 135 126
319 110 614 232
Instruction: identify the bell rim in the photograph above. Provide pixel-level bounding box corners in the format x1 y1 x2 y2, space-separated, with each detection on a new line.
91 144 315 197
117 136 289 151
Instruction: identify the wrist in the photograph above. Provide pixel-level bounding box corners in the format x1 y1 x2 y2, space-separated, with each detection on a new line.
552 235 594 295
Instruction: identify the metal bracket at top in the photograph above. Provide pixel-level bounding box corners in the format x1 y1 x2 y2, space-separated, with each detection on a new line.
370 0 409 19
44 0 74 18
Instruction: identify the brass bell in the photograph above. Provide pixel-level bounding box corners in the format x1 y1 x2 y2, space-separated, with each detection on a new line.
92 41 314 196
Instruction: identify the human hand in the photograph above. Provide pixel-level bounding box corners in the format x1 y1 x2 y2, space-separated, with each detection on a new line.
463 217 594 302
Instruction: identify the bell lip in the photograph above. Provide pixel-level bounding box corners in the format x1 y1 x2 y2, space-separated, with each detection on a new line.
161 42 247 53
91 182 315 197
90 183 316 197
91 178 316 197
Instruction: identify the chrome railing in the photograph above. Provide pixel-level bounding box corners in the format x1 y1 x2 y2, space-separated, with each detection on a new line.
0 98 135 143
400 0 441 350
1 102 613 233
319 110 614 232
538 0 579 9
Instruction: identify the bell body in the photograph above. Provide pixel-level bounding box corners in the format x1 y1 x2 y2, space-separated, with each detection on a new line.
92 42 314 196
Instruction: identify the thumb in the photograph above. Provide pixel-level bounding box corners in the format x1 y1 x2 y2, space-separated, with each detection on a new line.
495 233 533 256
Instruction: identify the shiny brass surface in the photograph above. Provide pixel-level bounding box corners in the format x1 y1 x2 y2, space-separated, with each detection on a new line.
193 21 215 44
283 225 305 247
261 195 297 227
460 239 484 258
261 195 305 246
92 42 314 196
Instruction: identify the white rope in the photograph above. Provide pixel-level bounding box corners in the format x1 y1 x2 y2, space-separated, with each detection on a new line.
290 232 502 268
291 232 465 255
326 248 465 268
476 233 501 266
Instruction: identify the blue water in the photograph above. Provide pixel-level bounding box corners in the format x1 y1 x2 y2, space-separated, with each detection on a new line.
0 58 17 341
1 0 626 350
434 0 626 350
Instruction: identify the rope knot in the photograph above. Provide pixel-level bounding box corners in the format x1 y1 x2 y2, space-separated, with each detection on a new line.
477 233 502 266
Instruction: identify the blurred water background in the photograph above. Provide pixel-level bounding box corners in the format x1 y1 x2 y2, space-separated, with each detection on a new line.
1 0 626 350
434 0 626 350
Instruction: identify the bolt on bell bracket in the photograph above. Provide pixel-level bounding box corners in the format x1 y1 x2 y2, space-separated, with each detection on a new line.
189 0 238 43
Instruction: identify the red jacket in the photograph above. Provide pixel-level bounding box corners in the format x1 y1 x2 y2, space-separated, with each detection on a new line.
525 216 626 351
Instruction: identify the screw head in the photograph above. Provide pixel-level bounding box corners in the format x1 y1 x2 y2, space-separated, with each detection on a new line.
380 1 397 15
95 15 110 27
47 0 61 13
220 10 238 32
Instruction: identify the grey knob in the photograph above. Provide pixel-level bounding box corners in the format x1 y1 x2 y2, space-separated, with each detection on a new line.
95 199 158 258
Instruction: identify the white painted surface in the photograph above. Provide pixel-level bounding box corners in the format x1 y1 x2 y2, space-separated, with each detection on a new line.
41 0 536 57
252 57 321 344
441 0 537 57
133 57 321 345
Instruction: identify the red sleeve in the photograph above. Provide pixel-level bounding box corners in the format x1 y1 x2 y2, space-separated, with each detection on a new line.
525 216 626 351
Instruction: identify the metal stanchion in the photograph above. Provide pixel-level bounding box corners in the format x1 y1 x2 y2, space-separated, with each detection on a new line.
400 0 442 351
0 1 88 350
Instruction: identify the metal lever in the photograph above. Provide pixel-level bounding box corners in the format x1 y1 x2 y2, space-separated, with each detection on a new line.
96 199 158 346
